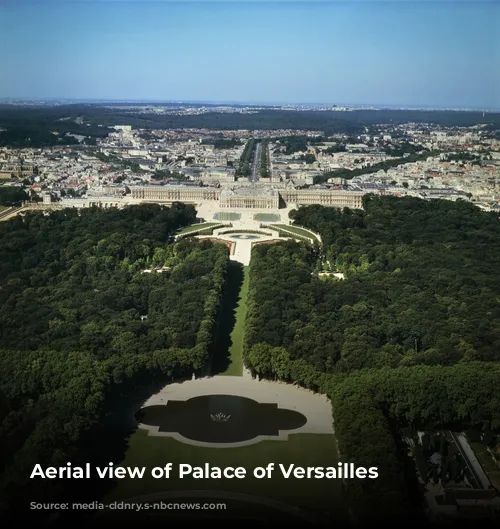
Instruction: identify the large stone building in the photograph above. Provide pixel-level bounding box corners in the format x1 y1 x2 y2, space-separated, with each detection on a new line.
130 185 219 202
220 187 279 209
128 184 365 210
0 162 37 179
281 188 364 209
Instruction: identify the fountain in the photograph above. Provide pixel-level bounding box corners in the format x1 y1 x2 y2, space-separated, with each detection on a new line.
136 394 307 443
210 412 231 423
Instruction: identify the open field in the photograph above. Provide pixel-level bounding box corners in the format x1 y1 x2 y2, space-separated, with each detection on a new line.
104 428 344 517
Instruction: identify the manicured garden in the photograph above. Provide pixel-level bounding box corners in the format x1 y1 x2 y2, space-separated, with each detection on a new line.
176 222 220 235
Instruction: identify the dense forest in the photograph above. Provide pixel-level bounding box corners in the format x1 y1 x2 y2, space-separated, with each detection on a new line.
0 204 228 521
243 345 500 522
244 197 500 522
201 137 241 149
0 105 112 147
2 191 500 524
277 135 325 154
0 128 82 148
2 104 499 147
246 197 500 371
0 186 29 206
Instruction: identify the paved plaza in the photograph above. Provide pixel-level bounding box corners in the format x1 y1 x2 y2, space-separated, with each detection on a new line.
199 230 280 265
195 202 293 228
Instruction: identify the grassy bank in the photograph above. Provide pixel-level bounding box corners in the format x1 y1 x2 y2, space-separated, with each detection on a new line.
104 429 343 516
212 264 248 376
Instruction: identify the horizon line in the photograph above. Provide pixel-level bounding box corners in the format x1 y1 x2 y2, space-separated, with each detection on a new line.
0 97 498 112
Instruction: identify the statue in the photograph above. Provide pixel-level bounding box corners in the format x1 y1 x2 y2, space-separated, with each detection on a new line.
210 413 231 423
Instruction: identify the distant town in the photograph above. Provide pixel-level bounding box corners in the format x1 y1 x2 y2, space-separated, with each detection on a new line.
0 105 499 220
1 99 497 112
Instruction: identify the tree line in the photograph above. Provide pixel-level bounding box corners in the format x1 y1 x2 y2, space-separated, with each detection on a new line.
244 197 500 523
202 138 241 149
236 138 256 178
0 187 29 206
260 139 270 178
245 347 500 522
2 104 500 148
248 198 500 371
0 204 229 522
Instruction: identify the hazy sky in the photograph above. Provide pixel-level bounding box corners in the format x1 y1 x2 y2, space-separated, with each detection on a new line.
0 1 498 108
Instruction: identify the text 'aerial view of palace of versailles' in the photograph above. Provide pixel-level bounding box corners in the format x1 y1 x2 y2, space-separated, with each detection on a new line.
0 1 499 529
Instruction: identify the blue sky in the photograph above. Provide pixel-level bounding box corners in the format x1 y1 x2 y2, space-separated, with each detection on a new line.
0 1 498 108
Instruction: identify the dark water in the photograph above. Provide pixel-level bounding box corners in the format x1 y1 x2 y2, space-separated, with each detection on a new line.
135 394 307 443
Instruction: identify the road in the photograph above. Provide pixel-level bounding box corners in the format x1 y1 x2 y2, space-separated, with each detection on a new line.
249 141 261 183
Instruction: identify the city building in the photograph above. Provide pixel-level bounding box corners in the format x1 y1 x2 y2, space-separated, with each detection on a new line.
130 185 219 202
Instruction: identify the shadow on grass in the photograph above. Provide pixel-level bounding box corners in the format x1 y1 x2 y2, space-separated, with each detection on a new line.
211 261 244 375
3 376 172 527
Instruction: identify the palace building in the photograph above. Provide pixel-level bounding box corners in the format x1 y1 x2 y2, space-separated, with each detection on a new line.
281 189 364 209
220 187 280 209
130 185 220 202
128 184 365 210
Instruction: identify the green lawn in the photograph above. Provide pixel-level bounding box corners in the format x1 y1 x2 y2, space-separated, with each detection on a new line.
177 222 219 235
104 429 344 516
99 244 344 522
271 224 317 241
0 206 7 213
219 266 248 376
